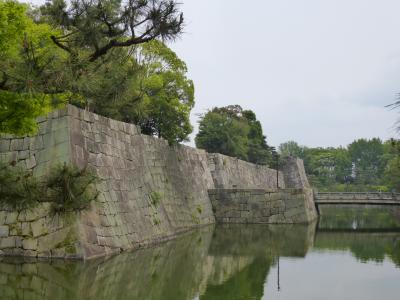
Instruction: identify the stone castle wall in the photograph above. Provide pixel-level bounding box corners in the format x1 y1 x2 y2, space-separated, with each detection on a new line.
68 105 216 258
207 153 285 189
0 109 81 258
281 156 310 189
0 105 316 259
209 188 317 224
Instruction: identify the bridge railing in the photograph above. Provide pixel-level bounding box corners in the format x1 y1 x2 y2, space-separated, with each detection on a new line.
315 192 400 202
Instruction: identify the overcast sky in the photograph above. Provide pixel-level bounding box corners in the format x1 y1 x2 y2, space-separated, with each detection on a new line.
30 0 400 148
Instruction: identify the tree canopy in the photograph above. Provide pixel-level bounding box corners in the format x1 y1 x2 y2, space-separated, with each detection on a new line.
0 0 66 135
279 138 399 192
1 0 192 144
195 105 273 165
40 0 184 62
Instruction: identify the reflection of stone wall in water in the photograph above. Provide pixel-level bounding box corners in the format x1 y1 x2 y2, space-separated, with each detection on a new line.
318 205 400 230
0 105 316 259
0 226 215 300
0 224 318 300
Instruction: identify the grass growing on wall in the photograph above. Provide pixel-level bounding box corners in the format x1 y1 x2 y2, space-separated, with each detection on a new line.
150 191 162 207
0 162 42 210
0 162 99 212
47 163 100 213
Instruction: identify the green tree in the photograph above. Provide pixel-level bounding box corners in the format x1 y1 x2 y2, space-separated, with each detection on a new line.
280 138 393 192
195 108 249 160
243 110 272 164
123 40 194 144
0 0 66 135
278 141 306 158
383 139 400 191
195 105 273 164
348 138 384 185
40 0 184 62
2 0 192 143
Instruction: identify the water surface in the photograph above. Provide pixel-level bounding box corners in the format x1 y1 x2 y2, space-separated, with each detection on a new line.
0 223 399 299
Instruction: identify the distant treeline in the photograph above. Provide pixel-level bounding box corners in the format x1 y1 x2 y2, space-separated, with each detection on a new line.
278 139 400 192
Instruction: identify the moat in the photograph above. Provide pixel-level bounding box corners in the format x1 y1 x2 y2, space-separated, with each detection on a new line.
0 219 399 300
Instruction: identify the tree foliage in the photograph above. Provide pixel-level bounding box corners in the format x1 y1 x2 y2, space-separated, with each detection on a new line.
99 40 194 144
348 138 385 185
195 105 273 165
279 138 399 192
0 162 42 210
0 0 66 135
1 0 192 143
0 161 99 212
278 141 305 158
47 163 100 213
40 0 184 62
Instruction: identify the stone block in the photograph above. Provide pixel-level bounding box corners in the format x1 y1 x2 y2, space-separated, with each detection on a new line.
51 248 66 258
10 139 24 151
0 140 10 152
0 226 9 237
9 223 22 235
0 237 16 249
22 239 38 250
37 228 71 252
36 149 51 164
25 156 36 169
21 222 31 236
5 212 18 224
38 121 49 134
52 128 69 145
18 150 29 160
0 211 5 224
37 251 51 258
0 152 17 163
52 116 69 131
31 219 47 238
33 136 44 150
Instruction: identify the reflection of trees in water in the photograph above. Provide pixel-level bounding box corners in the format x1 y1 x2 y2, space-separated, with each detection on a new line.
200 256 272 300
200 224 316 300
318 205 400 230
314 231 400 267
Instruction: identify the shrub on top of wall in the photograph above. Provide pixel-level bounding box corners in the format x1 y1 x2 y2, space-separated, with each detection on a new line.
0 162 42 210
47 163 100 213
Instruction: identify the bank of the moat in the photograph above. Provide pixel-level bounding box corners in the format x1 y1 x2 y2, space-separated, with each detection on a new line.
0 105 317 259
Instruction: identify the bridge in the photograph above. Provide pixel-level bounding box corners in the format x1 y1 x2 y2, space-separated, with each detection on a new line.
314 192 400 206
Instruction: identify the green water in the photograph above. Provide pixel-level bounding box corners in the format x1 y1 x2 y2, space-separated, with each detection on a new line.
0 223 399 299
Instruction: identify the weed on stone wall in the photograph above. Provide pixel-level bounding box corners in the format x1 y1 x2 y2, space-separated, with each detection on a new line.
0 162 100 213
47 163 100 214
0 162 42 210
150 191 162 207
